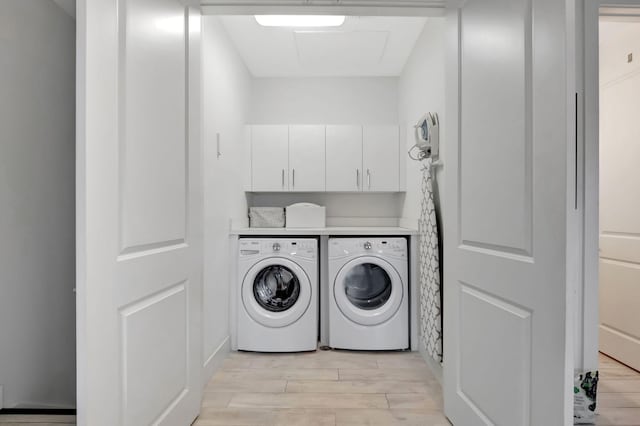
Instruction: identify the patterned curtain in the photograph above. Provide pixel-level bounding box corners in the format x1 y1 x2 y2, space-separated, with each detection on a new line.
418 158 443 363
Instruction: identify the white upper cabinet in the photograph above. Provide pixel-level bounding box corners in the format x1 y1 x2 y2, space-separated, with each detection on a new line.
363 125 400 192
289 125 326 192
248 124 400 192
326 125 363 192
251 125 289 191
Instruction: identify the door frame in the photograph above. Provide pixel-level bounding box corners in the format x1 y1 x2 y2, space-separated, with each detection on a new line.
579 0 640 373
73 0 589 421
202 0 447 363
200 1 446 17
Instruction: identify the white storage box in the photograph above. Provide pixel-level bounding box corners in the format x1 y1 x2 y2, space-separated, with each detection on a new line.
249 207 285 228
286 203 326 228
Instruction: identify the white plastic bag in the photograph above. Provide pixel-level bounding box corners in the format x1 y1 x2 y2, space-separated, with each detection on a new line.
574 370 599 424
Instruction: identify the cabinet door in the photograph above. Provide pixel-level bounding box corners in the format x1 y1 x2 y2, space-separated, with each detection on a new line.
289 125 326 192
326 125 363 192
251 125 289 191
363 125 400 192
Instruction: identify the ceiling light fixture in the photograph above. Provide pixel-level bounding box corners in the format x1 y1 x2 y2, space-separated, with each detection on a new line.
254 15 346 28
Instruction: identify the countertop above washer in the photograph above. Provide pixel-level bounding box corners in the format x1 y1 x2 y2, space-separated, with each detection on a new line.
230 226 418 236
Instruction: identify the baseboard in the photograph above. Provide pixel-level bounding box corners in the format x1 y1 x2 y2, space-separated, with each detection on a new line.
0 408 76 415
203 336 231 387
600 324 640 372
419 346 443 385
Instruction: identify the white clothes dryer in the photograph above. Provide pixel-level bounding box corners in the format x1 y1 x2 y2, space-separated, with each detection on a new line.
237 238 318 352
328 237 409 350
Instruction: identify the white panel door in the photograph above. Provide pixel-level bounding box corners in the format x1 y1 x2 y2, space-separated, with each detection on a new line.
77 1 202 425
599 72 640 371
289 125 326 192
363 125 400 192
251 125 289 191
326 125 363 192
444 0 572 425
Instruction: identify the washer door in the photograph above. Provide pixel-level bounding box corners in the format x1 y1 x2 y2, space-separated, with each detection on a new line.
242 257 311 328
334 256 403 326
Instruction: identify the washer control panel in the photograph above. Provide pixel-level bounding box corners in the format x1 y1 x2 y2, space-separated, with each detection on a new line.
239 238 317 258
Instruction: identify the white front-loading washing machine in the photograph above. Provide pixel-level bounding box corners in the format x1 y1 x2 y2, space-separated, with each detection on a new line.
328 237 409 350
237 238 318 352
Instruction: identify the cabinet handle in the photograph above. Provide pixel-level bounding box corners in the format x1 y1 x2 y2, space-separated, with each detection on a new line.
367 169 371 190
282 169 285 188
356 169 360 189
292 169 295 188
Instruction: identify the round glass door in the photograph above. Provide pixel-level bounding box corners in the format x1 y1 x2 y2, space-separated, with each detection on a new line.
242 258 311 328
343 263 392 310
253 265 300 312
333 257 403 326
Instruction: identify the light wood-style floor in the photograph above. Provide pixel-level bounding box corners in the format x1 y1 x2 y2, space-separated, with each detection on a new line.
2 352 640 426
197 350 448 426
596 353 640 426
0 414 75 426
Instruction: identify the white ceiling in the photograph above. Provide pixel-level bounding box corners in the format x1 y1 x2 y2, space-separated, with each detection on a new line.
219 16 428 77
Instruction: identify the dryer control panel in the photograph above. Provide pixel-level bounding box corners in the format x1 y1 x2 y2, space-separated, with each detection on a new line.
329 238 407 259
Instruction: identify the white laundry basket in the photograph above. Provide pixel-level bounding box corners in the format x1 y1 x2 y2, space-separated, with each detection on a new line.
286 203 326 228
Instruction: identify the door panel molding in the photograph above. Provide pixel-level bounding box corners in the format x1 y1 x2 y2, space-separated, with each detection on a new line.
458 0 533 257
457 283 532 426
459 241 534 262
118 240 189 259
120 281 188 426
118 0 189 253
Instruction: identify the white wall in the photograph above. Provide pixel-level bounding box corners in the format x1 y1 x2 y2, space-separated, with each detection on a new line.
202 16 252 379
0 0 76 408
250 77 399 125
249 77 402 225
397 18 445 374
398 18 446 229
249 193 404 227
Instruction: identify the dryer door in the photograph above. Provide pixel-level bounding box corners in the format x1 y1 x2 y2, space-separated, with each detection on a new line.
242 257 312 328
333 256 403 326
